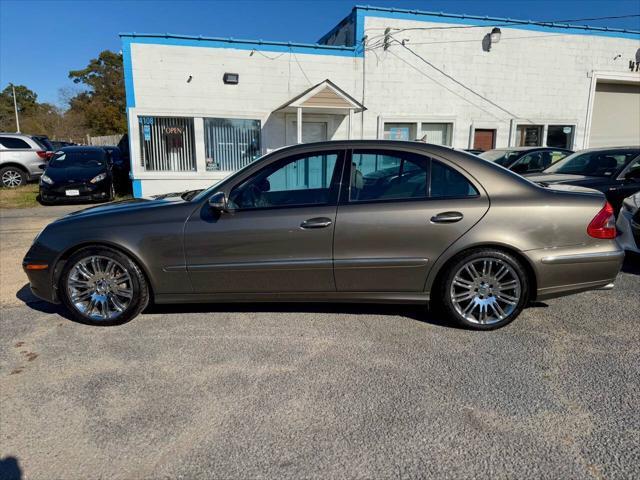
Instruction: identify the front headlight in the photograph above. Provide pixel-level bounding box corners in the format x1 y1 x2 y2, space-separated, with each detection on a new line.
90 172 107 184
40 174 53 185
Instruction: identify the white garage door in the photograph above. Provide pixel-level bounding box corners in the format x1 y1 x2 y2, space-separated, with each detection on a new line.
590 82 640 147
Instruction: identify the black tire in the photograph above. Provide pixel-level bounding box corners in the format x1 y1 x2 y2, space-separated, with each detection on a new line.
59 246 149 326
0 166 27 188
436 248 529 330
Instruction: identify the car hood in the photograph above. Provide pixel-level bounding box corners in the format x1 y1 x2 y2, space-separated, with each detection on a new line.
45 165 106 182
60 196 188 221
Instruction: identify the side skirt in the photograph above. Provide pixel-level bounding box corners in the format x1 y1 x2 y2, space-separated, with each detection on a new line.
154 291 430 305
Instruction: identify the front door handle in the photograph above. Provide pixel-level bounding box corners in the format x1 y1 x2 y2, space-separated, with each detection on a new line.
300 217 333 229
431 211 464 223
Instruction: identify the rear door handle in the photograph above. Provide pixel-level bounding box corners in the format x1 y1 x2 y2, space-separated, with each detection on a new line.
431 211 464 223
300 217 333 229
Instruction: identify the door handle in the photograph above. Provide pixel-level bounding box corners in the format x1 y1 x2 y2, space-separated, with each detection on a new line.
300 217 333 229
431 211 464 223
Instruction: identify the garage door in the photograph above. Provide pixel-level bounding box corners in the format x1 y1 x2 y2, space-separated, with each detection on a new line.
590 82 640 147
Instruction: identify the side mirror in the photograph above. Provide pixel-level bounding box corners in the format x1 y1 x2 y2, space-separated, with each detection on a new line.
208 192 228 212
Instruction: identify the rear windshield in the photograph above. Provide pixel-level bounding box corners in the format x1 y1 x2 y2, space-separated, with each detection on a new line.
479 149 521 167
544 150 639 177
49 150 106 168
33 137 54 150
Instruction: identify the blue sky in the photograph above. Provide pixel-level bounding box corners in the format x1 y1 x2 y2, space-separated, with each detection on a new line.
1 0 639 106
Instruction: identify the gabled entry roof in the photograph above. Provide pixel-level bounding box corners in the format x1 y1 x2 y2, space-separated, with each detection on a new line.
275 79 366 114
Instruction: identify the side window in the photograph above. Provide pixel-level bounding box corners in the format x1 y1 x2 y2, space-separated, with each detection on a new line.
549 150 569 166
511 153 543 173
431 160 479 197
229 152 340 210
350 150 428 202
624 158 640 179
0 136 31 149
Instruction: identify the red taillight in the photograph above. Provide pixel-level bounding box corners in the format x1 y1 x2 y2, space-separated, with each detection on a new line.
36 150 48 159
587 201 616 239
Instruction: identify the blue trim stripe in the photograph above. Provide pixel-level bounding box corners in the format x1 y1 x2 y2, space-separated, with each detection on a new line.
132 179 143 198
354 5 640 40
122 38 135 108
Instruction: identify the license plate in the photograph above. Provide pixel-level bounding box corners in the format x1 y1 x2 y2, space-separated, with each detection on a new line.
65 189 80 196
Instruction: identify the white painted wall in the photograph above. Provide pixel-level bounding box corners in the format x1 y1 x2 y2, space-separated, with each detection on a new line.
127 15 640 197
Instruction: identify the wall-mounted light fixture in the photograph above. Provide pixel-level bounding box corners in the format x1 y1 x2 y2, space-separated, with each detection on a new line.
223 73 239 85
490 27 502 45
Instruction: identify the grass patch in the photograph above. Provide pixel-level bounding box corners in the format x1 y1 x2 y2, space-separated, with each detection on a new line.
0 184 40 209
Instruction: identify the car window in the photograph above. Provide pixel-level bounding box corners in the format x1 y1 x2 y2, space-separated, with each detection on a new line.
349 150 428 202
549 150 570 164
624 158 640 178
229 151 341 210
0 136 31 149
48 150 106 168
431 161 479 197
545 150 639 177
478 149 521 167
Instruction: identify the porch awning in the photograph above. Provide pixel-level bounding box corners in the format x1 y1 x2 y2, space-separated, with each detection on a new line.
274 79 366 114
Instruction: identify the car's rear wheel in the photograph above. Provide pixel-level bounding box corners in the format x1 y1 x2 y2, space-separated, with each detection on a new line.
59 247 149 325
0 166 27 188
439 249 529 330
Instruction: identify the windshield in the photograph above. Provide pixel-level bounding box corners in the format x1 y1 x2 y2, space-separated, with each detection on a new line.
48 150 106 168
479 149 521 167
544 150 638 177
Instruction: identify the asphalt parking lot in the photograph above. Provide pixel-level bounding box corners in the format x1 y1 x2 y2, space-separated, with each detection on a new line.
1 205 639 479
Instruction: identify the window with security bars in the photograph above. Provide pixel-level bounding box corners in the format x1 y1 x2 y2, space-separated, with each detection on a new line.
204 118 261 171
138 116 196 171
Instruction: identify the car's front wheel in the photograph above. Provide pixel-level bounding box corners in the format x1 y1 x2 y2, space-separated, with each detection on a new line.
439 249 529 330
59 247 149 325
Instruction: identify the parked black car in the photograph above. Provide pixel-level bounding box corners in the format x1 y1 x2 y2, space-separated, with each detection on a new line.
479 147 573 174
39 147 116 204
525 146 640 213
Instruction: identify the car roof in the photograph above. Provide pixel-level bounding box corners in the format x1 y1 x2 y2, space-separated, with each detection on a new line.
576 146 640 153
486 147 570 152
57 146 105 153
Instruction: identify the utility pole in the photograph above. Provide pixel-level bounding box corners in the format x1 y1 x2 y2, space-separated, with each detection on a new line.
11 84 20 132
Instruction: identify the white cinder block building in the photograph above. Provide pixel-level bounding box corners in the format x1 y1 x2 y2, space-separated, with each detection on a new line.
121 5 640 197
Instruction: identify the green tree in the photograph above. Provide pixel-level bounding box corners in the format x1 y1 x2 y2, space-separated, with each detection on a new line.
0 84 40 132
68 50 126 135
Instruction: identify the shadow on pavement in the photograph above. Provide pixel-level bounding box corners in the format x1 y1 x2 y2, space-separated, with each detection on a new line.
0 456 22 480
16 284 73 321
144 302 458 329
621 252 640 275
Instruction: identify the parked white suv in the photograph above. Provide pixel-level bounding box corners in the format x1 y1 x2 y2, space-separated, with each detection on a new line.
0 133 49 187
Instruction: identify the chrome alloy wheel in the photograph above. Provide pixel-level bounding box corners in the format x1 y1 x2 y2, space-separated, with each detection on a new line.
2 170 22 187
450 257 521 325
66 255 133 321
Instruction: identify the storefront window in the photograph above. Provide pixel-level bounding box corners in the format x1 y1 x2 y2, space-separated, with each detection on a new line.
204 118 261 171
138 116 196 171
516 125 543 146
547 125 574 149
383 123 416 141
420 123 453 146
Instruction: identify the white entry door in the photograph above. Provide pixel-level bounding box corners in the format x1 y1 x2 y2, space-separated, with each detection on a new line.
286 121 328 145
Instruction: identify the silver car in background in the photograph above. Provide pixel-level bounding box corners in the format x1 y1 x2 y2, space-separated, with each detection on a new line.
616 192 640 254
0 133 49 187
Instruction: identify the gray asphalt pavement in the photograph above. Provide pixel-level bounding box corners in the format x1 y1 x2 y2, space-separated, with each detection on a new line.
1 204 639 479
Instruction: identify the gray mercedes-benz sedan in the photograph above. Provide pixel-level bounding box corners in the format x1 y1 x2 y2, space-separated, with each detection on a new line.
23 141 624 330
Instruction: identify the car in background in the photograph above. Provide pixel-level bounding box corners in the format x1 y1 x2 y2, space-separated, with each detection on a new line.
0 133 50 187
50 140 77 150
525 147 640 214
479 147 572 174
101 145 131 194
616 192 640 255
23 141 623 329
39 147 116 204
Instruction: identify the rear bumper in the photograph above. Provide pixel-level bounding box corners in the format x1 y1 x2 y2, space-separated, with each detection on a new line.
528 245 625 300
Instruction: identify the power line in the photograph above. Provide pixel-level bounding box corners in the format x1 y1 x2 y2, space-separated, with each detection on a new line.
390 37 532 122
385 48 505 121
